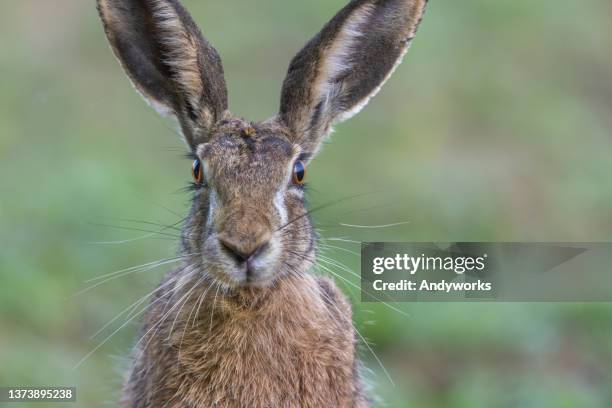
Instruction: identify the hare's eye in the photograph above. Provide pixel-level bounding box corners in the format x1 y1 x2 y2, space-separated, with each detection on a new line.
292 160 306 185
192 159 204 184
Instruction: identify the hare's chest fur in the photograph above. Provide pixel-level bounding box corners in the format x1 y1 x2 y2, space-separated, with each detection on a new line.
122 275 368 408
180 306 355 407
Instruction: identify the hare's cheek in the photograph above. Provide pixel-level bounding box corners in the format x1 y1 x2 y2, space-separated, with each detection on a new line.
205 189 220 229
273 190 288 225
200 233 229 275
285 191 307 218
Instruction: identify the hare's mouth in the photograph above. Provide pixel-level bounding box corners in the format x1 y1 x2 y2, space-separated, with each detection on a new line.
202 235 281 288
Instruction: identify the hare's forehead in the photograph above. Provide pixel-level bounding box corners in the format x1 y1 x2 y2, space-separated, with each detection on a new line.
198 133 297 178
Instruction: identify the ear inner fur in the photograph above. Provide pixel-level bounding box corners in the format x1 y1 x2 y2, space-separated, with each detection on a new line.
279 0 428 155
97 0 228 147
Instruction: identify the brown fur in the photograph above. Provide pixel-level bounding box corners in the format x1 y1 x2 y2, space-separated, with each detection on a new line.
122 273 366 407
95 0 428 406
120 120 371 407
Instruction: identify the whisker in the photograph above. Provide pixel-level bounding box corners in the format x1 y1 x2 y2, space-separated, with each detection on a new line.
331 202 396 218
338 221 411 229
73 270 193 370
179 279 215 361
276 191 383 233
90 295 149 340
109 218 185 232
73 264 167 296
167 276 207 342
154 203 185 220
323 237 361 245
89 233 158 245
209 284 221 332
90 222 182 239
317 255 407 311
318 243 361 257
89 270 197 340
317 255 361 279
317 262 407 317
282 266 338 326
85 255 193 283
135 265 201 354
72 256 190 297
352 314 395 387
191 278 214 328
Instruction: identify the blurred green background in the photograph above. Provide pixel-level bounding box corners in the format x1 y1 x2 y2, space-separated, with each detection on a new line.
1 0 612 406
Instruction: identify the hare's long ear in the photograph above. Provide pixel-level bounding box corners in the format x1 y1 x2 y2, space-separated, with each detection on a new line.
279 0 427 155
97 0 228 148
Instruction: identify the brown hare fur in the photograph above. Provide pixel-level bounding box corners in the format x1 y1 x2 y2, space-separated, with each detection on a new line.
96 0 428 406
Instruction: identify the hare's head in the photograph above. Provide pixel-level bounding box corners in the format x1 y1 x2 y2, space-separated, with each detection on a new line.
97 0 427 289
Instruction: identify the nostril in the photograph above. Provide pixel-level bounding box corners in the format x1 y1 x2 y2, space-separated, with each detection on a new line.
218 239 269 265
251 242 269 260
219 239 249 263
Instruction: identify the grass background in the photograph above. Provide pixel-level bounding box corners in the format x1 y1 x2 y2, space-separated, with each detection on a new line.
1 0 612 406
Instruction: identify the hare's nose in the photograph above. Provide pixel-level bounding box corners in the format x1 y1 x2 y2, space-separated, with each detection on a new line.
219 238 269 265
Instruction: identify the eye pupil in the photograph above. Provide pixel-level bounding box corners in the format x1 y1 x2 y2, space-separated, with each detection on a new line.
292 160 306 185
192 159 203 184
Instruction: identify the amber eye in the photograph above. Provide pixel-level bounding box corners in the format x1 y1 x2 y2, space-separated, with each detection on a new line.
292 160 306 185
192 159 203 184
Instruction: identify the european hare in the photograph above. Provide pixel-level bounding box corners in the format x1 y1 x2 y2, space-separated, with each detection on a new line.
96 0 427 406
